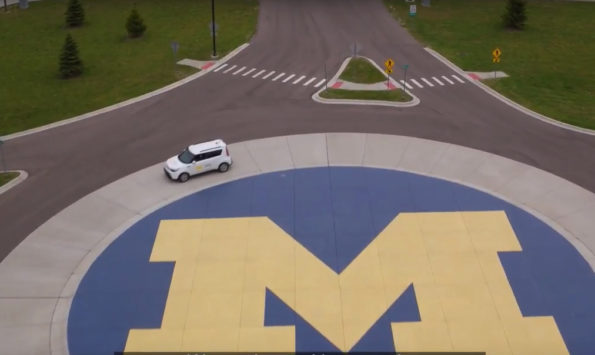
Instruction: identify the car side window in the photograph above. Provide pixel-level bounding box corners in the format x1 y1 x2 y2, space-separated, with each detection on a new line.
193 154 206 162
202 150 222 159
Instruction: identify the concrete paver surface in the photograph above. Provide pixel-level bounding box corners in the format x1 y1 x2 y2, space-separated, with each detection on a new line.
0 133 593 355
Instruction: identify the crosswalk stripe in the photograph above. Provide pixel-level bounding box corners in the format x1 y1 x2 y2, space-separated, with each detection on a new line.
452 74 465 83
213 63 228 72
314 79 326 88
223 65 237 73
432 76 445 86
272 72 286 81
410 79 423 88
282 74 296 83
232 66 246 75
242 68 256 76
421 77 434 87
262 71 276 80
292 75 306 84
252 69 266 78
441 75 455 85
400 80 414 90
303 77 317 86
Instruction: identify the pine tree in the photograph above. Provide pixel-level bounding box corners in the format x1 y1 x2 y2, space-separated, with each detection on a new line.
59 34 83 79
126 7 147 38
65 0 85 28
502 0 527 30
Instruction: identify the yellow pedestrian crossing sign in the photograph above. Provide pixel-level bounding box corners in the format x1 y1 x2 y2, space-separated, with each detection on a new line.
492 48 502 63
385 59 394 69
385 67 393 74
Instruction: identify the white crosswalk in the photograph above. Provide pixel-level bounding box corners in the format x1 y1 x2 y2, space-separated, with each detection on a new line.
211 63 466 91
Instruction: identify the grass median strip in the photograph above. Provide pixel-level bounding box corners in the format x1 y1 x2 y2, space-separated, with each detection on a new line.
384 0 595 129
339 57 388 84
0 0 258 136
320 88 412 102
0 172 19 187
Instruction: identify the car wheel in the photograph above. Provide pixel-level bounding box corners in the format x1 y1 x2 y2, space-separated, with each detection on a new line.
218 163 230 173
178 173 190 183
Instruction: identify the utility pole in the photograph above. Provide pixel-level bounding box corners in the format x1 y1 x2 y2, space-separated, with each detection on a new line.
211 0 217 58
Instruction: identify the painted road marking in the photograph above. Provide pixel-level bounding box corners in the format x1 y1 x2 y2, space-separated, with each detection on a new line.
272 72 286 81
421 77 435 87
126 213 569 353
223 65 237 74
232 66 246 75
292 75 306 85
213 63 227 72
410 79 423 88
400 80 414 90
282 74 296 83
441 75 455 85
252 69 266 78
314 78 326 88
242 68 256 77
432 76 445 86
452 74 465 83
262 71 276 80
303 77 317 86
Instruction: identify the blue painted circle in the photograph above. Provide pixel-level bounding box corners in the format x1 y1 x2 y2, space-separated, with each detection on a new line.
68 167 595 355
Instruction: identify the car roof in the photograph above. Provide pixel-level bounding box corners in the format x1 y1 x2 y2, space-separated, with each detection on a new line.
188 139 226 155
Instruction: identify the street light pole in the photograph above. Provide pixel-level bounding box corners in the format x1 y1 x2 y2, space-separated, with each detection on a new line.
211 0 217 58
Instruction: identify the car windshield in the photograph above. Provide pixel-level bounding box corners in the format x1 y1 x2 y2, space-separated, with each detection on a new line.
177 148 194 164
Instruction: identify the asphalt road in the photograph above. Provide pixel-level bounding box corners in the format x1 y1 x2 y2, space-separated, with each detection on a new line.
1 0 594 261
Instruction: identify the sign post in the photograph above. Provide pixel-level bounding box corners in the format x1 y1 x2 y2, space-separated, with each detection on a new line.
170 41 179 63
384 58 395 88
210 0 217 58
492 47 501 79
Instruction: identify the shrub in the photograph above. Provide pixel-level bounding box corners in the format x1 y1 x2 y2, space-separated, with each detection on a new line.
126 8 147 38
59 34 83 79
502 0 527 30
65 0 85 27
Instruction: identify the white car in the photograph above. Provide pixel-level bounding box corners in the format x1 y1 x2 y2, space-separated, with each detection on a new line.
164 139 232 182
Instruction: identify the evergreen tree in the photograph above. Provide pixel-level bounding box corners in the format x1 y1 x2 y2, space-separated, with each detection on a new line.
126 7 147 38
502 0 527 30
59 34 83 79
65 0 85 27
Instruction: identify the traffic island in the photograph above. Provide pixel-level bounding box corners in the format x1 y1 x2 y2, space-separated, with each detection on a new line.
313 56 419 107
0 170 28 195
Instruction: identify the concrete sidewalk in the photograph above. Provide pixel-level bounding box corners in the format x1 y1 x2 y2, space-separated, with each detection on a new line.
0 133 594 354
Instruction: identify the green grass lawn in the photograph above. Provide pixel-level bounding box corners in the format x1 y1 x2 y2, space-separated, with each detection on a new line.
0 0 258 135
0 172 19 187
384 0 595 129
320 88 412 102
339 57 388 83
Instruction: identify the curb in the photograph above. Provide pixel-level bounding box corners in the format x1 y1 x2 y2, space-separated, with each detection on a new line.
425 47 595 136
312 56 420 108
0 170 28 195
0 43 251 141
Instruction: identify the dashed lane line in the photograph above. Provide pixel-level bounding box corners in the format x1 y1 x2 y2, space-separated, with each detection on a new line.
282 74 296 83
272 73 286 81
452 74 465 83
213 63 228 72
292 75 306 85
303 77 317 86
400 80 414 90
223 65 237 74
252 69 267 78
262 71 276 80
410 79 423 88
314 79 326 88
421 78 434 87
232 66 246 75
441 76 455 85
432 76 445 86
242 68 256 77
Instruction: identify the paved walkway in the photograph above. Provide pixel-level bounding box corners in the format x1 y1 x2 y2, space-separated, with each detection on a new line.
0 133 593 355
